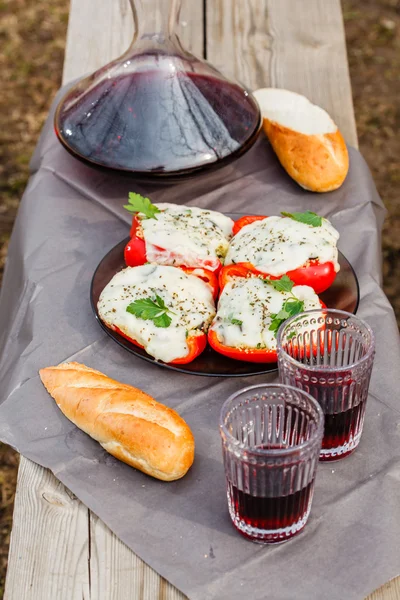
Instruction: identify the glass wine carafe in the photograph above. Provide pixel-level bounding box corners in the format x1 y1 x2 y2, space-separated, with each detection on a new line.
54 0 261 178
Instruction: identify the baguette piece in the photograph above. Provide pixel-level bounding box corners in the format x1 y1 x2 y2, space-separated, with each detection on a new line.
253 88 349 193
39 362 195 481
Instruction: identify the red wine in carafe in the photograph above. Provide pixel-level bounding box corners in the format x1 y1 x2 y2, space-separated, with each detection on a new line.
55 70 260 175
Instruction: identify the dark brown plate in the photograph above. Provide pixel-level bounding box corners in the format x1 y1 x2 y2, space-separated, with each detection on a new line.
91 224 359 377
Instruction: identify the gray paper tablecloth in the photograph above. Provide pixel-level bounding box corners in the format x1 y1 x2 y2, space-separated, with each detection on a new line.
0 88 399 600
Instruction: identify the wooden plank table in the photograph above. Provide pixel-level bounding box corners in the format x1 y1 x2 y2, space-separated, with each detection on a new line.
4 1 399 598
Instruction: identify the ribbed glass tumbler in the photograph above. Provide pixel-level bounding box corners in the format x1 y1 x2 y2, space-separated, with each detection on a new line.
277 309 375 461
219 384 324 544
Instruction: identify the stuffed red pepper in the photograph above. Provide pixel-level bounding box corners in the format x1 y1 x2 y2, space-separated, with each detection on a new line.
208 273 323 363
98 264 216 364
223 211 340 294
124 193 234 274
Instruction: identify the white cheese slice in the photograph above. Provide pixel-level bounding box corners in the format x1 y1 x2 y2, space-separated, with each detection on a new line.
210 277 321 351
140 203 234 271
98 264 216 363
225 215 339 276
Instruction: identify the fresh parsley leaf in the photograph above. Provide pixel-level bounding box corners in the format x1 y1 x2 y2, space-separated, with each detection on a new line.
126 296 173 328
154 294 167 309
264 274 307 336
126 298 162 319
271 307 290 321
230 317 243 327
123 192 160 219
268 299 305 336
153 313 172 328
281 210 323 227
287 331 296 340
268 319 282 335
264 275 294 293
284 298 305 317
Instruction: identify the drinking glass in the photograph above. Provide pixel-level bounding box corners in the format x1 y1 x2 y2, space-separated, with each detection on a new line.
219 384 324 544
277 309 375 461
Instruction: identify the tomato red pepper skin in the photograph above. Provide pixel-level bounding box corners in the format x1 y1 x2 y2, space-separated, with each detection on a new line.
219 261 336 294
113 325 206 364
113 325 146 349
219 263 256 291
205 260 223 275
180 267 219 300
129 214 141 239
125 215 147 266
208 329 278 363
124 235 147 267
233 215 268 236
285 261 336 294
168 333 207 364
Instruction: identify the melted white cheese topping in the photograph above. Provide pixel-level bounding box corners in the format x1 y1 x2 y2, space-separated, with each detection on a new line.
98 264 216 363
225 216 339 276
139 203 234 271
210 277 321 351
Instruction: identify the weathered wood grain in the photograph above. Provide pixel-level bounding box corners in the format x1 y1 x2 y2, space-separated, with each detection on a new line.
368 579 400 600
5 457 186 600
4 459 91 599
206 0 358 147
5 0 398 599
88 511 185 600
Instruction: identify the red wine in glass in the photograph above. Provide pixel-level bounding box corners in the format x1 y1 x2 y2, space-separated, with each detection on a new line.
321 398 367 461
227 479 315 543
294 365 369 461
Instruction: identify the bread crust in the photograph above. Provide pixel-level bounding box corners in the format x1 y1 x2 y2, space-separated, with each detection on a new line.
39 362 195 481
263 118 349 193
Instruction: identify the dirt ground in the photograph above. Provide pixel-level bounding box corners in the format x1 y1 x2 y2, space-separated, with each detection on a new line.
0 0 399 594
344 0 400 301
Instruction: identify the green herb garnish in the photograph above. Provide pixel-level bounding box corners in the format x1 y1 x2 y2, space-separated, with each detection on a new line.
269 298 305 337
264 274 294 293
230 317 243 327
126 294 174 328
263 276 305 336
123 192 160 219
281 210 323 227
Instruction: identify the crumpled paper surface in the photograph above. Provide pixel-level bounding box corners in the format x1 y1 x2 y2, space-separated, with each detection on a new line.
0 87 399 600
